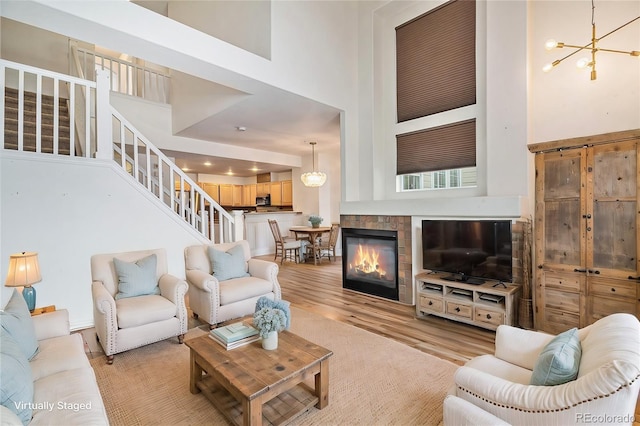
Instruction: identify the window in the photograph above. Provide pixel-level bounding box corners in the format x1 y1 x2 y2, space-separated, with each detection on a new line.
399 167 475 192
395 0 477 191
395 0 476 122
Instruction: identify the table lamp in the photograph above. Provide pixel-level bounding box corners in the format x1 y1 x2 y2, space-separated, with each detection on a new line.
5 252 42 312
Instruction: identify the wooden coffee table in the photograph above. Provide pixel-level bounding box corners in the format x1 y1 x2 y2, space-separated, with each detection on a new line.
185 329 333 426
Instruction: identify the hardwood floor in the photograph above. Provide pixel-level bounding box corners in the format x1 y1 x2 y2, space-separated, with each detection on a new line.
260 255 495 365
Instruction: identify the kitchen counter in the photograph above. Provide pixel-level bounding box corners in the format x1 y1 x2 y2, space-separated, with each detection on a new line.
245 211 301 215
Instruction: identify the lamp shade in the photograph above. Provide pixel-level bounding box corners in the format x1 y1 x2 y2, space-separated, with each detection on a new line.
301 171 327 187
301 141 327 187
5 252 42 287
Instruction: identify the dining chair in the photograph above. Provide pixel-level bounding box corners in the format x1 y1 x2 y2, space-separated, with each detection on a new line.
268 219 301 264
310 223 340 263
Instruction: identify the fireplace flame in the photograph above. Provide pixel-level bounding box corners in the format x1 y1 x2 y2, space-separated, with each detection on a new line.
349 244 387 278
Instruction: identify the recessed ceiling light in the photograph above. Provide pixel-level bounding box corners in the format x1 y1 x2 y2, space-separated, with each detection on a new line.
250 166 260 172
182 167 190 172
226 170 234 176
204 161 212 166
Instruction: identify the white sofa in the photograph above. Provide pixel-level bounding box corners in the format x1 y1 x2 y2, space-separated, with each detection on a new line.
1 306 109 425
184 240 281 328
446 313 640 426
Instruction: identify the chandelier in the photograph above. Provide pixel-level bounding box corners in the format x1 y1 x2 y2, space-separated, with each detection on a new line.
542 0 639 80
300 141 327 188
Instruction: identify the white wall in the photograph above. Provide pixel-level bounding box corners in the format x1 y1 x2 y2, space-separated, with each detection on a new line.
168 0 271 60
0 153 207 329
529 0 640 142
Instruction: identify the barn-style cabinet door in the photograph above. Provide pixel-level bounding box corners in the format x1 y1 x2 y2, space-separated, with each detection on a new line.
529 130 640 334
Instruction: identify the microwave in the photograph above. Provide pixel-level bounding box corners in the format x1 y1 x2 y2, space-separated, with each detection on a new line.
256 195 271 206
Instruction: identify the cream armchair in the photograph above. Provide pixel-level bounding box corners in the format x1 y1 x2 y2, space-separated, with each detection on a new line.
184 240 281 328
446 313 640 426
90 248 188 364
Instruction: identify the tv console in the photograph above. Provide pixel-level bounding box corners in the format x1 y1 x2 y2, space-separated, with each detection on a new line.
442 274 486 285
415 271 521 331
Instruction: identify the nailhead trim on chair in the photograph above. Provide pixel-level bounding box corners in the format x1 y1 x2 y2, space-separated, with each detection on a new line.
457 374 640 413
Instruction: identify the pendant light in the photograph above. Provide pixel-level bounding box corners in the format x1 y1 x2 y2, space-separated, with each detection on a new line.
301 141 327 187
542 0 640 80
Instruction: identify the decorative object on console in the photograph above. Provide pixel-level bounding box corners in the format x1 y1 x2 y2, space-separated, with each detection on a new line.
300 141 327 187
4 252 42 312
308 215 323 228
253 306 287 350
542 0 640 80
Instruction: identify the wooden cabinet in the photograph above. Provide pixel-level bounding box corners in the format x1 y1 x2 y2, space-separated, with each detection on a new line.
256 183 269 196
529 130 640 333
219 184 233 206
415 272 521 330
243 184 256 206
232 185 243 206
200 183 220 204
270 181 282 206
281 180 292 205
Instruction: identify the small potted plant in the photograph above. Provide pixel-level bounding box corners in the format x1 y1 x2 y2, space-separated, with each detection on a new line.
308 215 323 228
253 307 287 350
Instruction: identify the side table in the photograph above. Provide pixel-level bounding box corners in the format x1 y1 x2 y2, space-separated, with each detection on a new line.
31 305 56 316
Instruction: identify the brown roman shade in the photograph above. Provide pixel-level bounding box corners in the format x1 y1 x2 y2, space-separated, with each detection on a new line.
396 0 476 123
396 119 476 175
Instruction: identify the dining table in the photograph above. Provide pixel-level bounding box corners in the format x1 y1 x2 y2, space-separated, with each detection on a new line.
289 226 332 265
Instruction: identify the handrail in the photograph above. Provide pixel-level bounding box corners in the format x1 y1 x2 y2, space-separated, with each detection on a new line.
1 59 237 243
74 46 170 104
1 59 95 158
110 106 234 241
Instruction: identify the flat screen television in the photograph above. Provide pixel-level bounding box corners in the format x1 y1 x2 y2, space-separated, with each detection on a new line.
422 220 513 283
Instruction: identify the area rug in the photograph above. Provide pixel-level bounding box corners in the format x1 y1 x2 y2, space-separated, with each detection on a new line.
90 307 458 425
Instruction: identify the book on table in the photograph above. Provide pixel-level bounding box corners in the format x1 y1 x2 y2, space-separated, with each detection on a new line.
209 332 260 350
211 321 259 342
209 321 260 349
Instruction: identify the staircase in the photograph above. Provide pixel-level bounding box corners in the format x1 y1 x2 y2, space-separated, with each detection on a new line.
1 58 241 244
3 87 72 155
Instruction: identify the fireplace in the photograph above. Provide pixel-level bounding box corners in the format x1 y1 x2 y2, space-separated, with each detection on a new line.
342 228 399 301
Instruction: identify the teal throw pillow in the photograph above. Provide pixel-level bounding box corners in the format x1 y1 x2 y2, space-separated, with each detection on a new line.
208 245 249 281
530 327 582 386
1 329 34 425
113 254 160 300
0 289 39 360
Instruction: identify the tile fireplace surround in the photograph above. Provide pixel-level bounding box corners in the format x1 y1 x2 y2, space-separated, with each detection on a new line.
340 215 412 304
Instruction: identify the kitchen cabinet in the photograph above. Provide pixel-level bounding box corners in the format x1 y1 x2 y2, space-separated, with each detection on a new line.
270 181 282 206
529 130 640 334
243 184 257 206
232 185 243 206
256 183 269 196
281 180 292 206
219 184 233 206
200 183 219 204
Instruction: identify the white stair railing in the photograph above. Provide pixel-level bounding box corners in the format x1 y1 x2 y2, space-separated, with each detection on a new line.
1 59 239 243
71 43 170 104
110 106 236 242
1 59 96 158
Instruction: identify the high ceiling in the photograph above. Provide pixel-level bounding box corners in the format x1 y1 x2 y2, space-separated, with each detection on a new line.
126 0 343 178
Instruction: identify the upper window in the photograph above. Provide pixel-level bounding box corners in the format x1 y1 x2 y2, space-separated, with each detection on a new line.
395 0 477 191
395 0 476 122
